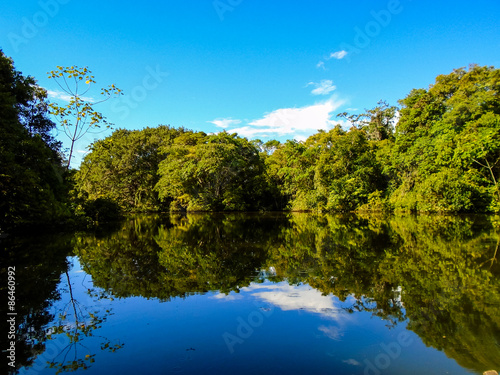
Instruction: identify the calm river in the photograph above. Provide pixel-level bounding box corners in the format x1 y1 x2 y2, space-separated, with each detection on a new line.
3 213 499 374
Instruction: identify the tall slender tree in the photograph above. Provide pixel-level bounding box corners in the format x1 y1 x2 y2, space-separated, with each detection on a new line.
47 66 122 169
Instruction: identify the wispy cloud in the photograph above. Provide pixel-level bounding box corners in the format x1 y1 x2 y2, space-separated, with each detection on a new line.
316 61 326 70
211 292 244 301
319 325 344 340
208 118 242 128
329 50 348 60
46 89 95 103
228 96 345 139
316 49 349 69
343 359 362 366
308 80 336 96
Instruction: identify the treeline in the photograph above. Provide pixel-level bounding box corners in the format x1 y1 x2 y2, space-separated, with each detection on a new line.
76 64 500 213
1 48 499 229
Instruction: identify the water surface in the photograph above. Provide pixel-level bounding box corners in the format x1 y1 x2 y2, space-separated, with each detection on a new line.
3 213 500 374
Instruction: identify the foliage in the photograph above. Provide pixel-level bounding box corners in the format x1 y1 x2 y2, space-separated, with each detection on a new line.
264 126 387 211
2 51 500 229
389 65 500 212
76 126 187 212
83 198 122 223
0 50 68 230
263 139 317 210
73 65 499 214
156 131 267 211
47 66 122 169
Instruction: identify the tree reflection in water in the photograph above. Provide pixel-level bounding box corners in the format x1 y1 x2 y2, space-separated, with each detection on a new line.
46 269 123 374
75 213 500 373
7 213 499 374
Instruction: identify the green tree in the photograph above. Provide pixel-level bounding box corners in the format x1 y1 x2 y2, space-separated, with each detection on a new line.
337 100 398 141
76 126 186 211
265 125 386 211
0 50 67 229
156 132 266 211
264 139 318 210
47 66 122 169
309 126 386 211
390 65 500 212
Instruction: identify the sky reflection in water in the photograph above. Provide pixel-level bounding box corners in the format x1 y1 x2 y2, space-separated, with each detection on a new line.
8 213 499 375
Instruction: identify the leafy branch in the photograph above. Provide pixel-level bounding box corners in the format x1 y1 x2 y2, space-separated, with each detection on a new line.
47 66 122 169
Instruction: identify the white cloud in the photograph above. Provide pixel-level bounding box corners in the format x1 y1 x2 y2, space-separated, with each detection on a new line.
329 50 348 60
343 359 362 366
229 96 345 139
309 80 336 96
47 89 73 102
316 50 348 69
241 283 351 322
319 325 343 340
209 118 242 129
211 292 243 301
244 284 335 313
46 89 94 103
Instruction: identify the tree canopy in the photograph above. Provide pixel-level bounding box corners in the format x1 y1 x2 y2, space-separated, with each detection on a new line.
75 65 500 214
389 65 500 212
156 131 267 211
76 125 187 212
2 50 499 228
0 49 67 230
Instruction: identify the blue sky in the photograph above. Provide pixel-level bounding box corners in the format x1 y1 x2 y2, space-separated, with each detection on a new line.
1 0 499 166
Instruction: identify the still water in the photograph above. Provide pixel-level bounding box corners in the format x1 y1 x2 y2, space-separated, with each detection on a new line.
3 213 500 374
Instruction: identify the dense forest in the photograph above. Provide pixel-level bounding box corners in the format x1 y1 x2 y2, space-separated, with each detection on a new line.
76 63 500 214
0 50 68 230
1 48 499 230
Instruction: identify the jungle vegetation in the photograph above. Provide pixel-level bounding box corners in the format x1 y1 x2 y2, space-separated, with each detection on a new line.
76 64 500 214
1 47 499 229
0 50 68 229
